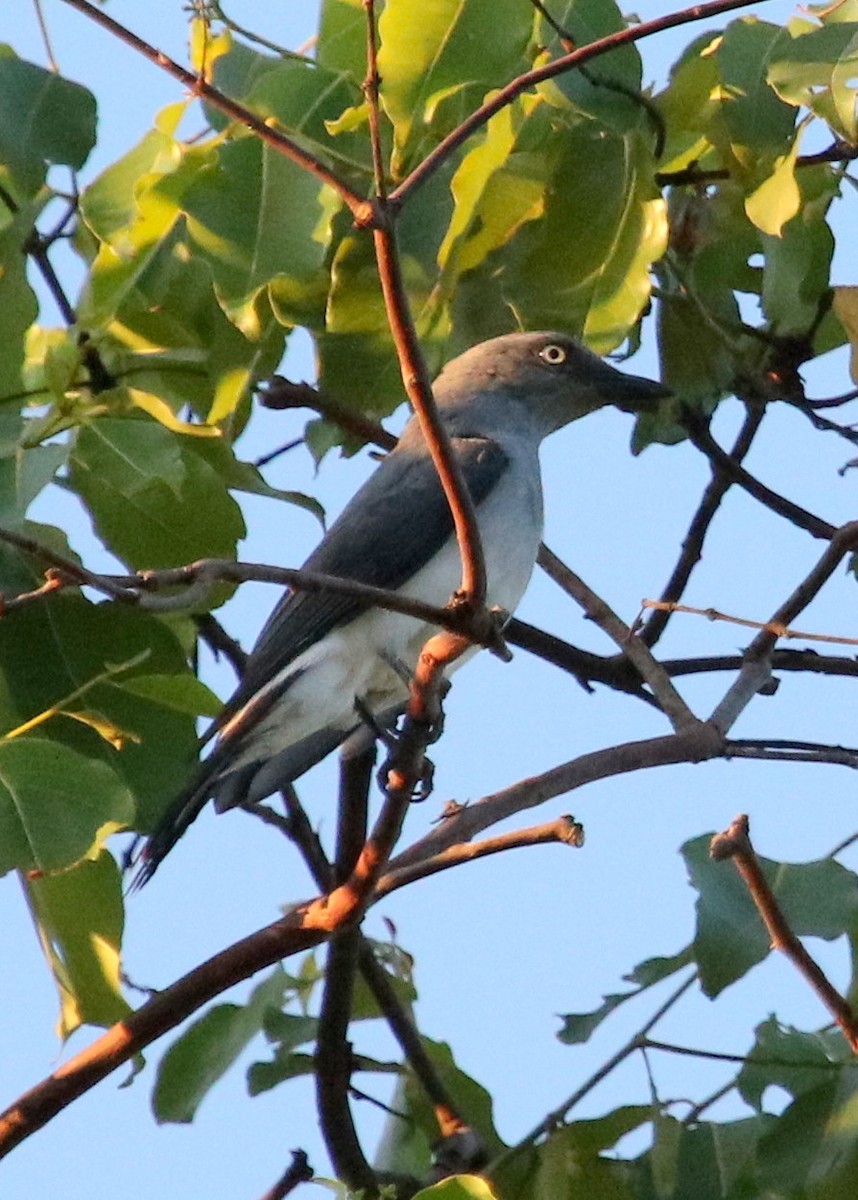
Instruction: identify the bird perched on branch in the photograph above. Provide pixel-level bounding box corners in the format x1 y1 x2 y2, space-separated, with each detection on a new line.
138 331 667 882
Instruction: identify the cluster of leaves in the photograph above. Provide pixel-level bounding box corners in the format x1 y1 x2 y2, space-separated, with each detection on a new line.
2 0 858 1194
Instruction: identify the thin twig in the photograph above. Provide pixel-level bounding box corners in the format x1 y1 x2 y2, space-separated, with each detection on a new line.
259 378 397 452
641 406 764 647
377 815 585 897
487 972 698 1174
711 815 858 1052
643 599 858 649
683 413 836 541
537 545 699 732
710 522 858 732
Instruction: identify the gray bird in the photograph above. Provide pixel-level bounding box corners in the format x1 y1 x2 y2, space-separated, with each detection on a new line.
139 331 666 881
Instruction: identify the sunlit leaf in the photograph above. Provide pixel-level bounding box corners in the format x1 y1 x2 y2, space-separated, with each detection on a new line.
377 0 532 172
24 851 131 1038
768 21 858 142
833 285 858 382
0 738 133 875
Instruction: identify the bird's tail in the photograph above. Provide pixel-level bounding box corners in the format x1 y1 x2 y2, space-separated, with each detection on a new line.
130 746 254 889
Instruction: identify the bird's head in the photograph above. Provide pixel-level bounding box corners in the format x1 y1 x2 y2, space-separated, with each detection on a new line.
432 331 669 437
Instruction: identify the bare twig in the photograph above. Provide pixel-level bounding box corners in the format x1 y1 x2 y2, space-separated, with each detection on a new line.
537 545 699 731
389 724 725 871
194 612 248 677
643 599 858 649
257 1150 314 1200
683 412 836 541
711 815 858 1052
641 406 764 647
377 815 585 897
259 377 397 452
709 522 858 732
488 972 698 1174
372 222 487 609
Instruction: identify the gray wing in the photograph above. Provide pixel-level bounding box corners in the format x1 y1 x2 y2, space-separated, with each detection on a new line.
135 434 509 885
221 434 510 719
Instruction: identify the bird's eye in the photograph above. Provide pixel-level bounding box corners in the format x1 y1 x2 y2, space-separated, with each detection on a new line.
539 343 567 365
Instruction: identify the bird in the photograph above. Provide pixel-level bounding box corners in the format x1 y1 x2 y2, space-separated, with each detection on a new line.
137 331 667 882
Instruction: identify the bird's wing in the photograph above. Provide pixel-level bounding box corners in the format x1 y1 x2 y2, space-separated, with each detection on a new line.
133 435 510 885
222 434 510 718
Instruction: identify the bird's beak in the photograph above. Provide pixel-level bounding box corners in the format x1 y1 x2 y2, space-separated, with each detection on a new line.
611 372 672 414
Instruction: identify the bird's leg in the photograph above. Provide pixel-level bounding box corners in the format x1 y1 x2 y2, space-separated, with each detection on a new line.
353 694 399 752
374 677 451 803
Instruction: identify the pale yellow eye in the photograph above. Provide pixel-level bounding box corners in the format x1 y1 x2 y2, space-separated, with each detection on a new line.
539 343 567 365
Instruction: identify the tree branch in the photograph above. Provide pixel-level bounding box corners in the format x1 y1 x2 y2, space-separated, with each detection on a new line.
711 815 858 1051
641 405 764 647
537 544 699 731
58 0 370 220
372 222 487 610
377 815 585 897
709 522 858 733
683 412 836 541
390 0 772 205
389 724 725 871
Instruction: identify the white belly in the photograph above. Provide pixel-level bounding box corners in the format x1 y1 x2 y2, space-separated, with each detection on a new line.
224 445 543 772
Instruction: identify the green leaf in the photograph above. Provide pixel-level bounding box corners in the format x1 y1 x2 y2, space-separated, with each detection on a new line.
0 196 39 422
768 21 858 142
182 136 332 333
0 738 133 875
377 0 532 172
684 834 858 996
760 165 837 335
496 1110 650 1200
0 594 200 830
24 851 131 1038
539 0 647 133
317 0 367 78
834 285 858 383
647 1115 771 1200
0 55 96 176
710 19 797 175
500 121 667 353
153 967 288 1123
248 57 371 180
116 674 222 719
744 139 801 236
79 121 205 328
738 1017 846 1111
757 1070 858 1195
437 96 546 281
558 946 692 1044
69 416 246 571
